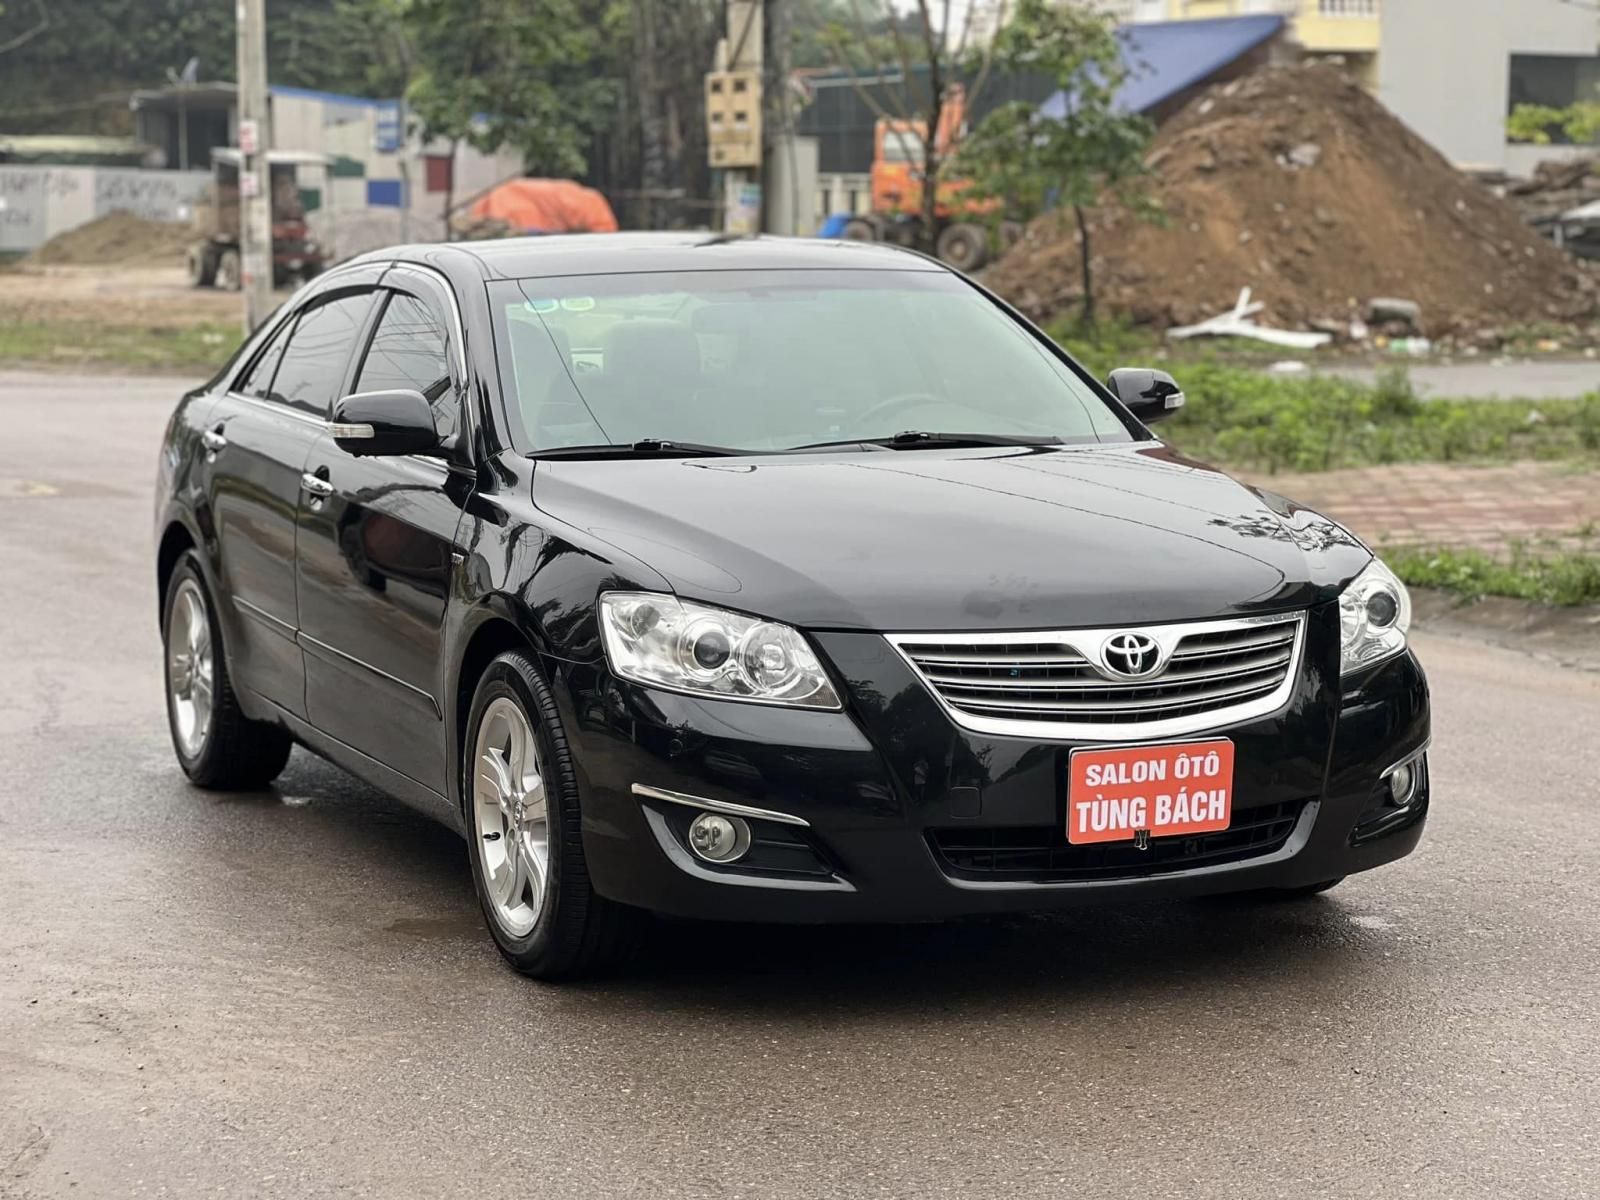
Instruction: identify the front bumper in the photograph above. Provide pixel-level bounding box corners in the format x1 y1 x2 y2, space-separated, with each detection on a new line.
552 603 1430 923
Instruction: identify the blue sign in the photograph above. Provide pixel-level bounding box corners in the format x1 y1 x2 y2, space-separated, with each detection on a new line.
366 179 404 208
374 100 403 154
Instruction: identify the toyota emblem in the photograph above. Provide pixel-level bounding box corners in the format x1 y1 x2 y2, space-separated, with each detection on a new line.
1101 632 1163 679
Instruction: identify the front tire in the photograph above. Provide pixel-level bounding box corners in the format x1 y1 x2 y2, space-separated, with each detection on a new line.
187 243 218 288
162 553 291 789
464 650 640 979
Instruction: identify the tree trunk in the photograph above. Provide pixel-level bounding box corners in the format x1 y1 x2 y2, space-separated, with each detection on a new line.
921 80 943 252
1074 203 1094 329
441 135 460 241
634 0 666 230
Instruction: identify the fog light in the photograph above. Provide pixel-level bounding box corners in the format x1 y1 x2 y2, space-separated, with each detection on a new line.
688 812 751 863
1388 760 1419 807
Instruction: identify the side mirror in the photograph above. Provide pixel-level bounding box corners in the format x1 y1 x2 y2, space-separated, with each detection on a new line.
331 389 440 457
1107 367 1186 425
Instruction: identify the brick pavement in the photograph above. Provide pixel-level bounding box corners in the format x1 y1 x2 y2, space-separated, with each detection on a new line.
1250 461 1600 556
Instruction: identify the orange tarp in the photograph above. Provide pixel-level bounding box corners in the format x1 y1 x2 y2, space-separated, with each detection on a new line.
467 179 618 234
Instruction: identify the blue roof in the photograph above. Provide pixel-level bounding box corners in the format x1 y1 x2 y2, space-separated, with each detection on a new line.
1040 15 1284 119
269 83 389 109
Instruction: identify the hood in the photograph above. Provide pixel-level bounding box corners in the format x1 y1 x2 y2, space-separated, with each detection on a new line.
531 444 1371 632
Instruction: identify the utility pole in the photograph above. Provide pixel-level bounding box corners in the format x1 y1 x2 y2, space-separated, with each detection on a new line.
236 0 274 332
706 2 764 233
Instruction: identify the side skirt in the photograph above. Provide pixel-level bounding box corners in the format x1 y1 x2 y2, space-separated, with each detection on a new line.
249 690 465 836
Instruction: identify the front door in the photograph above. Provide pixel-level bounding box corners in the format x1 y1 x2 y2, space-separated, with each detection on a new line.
200 288 377 716
294 279 470 793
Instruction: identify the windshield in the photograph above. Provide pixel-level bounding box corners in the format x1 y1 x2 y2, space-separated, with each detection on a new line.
487 269 1134 454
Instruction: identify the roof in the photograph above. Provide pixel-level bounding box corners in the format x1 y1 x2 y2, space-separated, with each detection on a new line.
129 81 394 113
1040 15 1285 119
350 233 941 281
212 147 331 167
0 134 154 164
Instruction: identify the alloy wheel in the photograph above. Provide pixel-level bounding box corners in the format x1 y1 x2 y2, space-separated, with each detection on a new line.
472 696 551 938
166 578 215 758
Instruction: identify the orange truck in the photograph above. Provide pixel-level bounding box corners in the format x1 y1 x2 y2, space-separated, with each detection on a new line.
840 84 997 271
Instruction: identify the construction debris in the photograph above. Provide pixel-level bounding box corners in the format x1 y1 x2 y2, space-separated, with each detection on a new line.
1167 287 1333 349
1366 297 1423 328
1481 157 1600 260
985 64 1598 336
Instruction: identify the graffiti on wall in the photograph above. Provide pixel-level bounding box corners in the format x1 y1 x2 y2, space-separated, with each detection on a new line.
0 166 208 253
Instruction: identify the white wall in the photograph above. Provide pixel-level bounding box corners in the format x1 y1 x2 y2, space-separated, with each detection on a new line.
266 89 523 260
0 165 209 254
1379 0 1598 170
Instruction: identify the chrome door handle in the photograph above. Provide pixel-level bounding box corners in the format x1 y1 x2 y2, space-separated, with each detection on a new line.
300 472 334 497
201 429 228 452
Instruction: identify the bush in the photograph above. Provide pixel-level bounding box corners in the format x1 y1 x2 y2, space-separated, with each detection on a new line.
1083 360 1600 474
1386 545 1600 607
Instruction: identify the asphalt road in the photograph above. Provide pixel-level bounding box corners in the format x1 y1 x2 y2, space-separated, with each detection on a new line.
3 370 1598 1199
1311 357 1599 399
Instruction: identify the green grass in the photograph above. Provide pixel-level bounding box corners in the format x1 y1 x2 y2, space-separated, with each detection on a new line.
1050 317 1600 473
1386 545 1600 607
1162 365 1600 473
0 319 236 373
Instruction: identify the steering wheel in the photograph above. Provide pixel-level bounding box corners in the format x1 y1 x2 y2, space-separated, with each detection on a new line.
853 392 945 430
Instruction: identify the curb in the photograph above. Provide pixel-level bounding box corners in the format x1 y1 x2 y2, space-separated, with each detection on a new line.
1411 587 1600 673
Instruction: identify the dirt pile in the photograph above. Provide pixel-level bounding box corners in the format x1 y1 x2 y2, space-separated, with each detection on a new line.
986 64 1599 336
26 211 193 267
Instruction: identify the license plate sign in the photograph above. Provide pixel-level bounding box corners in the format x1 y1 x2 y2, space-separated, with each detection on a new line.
1067 739 1234 845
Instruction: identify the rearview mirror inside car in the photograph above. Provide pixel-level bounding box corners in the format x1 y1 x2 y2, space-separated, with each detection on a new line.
331 389 440 457
1107 368 1186 425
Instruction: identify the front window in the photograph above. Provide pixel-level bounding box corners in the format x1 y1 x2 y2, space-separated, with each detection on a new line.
488 269 1133 454
881 130 926 164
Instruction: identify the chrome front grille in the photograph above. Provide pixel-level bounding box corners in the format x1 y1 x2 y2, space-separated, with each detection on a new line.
888 612 1306 741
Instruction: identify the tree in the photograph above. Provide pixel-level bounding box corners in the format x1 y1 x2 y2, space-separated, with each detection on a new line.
1508 94 1600 146
954 0 1154 327
810 0 1008 248
401 0 612 201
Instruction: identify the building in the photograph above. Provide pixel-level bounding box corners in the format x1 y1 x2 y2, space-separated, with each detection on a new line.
1119 2 1378 83
1117 1 1600 172
799 13 1286 224
129 82 523 257
1380 0 1600 173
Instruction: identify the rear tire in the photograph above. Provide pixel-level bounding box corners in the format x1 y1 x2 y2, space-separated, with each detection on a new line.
215 248 241 291
936 222 989 272
162 553 292 790
842 217 879 242
463 650 641 980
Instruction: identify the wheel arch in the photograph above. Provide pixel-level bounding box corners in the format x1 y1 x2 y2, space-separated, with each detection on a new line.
156 520 198 619
449 602 548 815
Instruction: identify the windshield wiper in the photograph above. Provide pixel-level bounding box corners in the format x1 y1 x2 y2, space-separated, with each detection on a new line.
529 439 751 460
791 430 1065 452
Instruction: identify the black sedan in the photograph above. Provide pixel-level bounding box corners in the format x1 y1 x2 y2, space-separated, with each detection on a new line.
154 234 1430 979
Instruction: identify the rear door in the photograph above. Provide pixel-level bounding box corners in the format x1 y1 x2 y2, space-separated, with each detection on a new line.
200 284 380 716
294 269 470 793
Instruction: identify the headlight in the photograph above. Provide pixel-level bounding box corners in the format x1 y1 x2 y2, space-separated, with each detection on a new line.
1339 557 1411 676
599 592 842 709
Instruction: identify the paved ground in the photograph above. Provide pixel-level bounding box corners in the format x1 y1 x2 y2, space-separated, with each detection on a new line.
4 372 1600 1199
1255 460 1600 555
1313 358 1599 400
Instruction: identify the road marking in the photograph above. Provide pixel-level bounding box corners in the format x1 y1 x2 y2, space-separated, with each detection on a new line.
0 479 62 498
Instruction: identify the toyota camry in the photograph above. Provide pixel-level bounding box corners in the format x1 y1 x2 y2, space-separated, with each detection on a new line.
154 234 1430 979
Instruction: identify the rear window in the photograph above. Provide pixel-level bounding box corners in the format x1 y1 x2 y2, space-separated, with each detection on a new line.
488 269 1130 454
